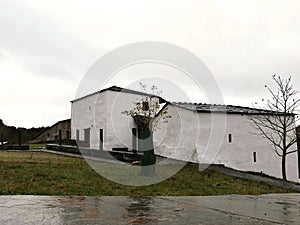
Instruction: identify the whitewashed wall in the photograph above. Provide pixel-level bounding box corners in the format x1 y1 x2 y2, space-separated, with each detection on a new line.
72 90 162 151
72 92 299 182
103 90 138 151
208 113 299 183
153 105 198 162
154 107 299 182
71 93 101 149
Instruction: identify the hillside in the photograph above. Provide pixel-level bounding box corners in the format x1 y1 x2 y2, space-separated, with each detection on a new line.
0 119 48 145
0 119 71 145
29 119 71 143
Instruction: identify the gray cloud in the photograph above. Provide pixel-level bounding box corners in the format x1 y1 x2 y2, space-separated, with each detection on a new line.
0 1 100 81
0 51 5 62
1 0 300 127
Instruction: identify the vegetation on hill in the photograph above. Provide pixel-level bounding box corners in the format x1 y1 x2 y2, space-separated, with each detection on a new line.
0 119 48 144
0 119 71 145
0 151 292 196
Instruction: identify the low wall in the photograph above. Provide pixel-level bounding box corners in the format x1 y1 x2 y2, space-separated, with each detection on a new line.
0 145 29 150
46 144 142 162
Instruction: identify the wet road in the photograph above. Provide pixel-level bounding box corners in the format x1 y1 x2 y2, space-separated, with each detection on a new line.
0 194 299 224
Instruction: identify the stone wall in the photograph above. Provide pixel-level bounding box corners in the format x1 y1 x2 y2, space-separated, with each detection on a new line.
30 119 71 143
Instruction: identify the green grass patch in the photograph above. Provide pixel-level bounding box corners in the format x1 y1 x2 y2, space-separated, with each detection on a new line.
29 143 47 149
0 151 292 196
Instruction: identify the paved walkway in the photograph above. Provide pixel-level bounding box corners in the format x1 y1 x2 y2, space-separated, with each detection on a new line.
0 194 299 224
30 149 125 164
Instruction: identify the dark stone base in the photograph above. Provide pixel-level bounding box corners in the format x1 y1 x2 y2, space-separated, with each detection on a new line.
0 145 29 150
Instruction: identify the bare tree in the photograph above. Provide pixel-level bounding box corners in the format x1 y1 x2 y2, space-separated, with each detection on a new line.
249 75 300 180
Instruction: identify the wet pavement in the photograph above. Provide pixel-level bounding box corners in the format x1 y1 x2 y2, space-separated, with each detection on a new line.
0 194 299 224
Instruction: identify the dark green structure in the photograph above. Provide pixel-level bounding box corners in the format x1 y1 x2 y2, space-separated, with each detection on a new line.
133 115 156 176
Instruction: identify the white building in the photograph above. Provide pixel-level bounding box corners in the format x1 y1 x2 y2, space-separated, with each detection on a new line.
71 86 300 182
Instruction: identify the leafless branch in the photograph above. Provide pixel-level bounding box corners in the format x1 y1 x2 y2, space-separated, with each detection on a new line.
248 75 299 180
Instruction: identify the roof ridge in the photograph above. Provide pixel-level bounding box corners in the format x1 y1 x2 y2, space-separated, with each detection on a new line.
71 85 168 103
172 102 294 116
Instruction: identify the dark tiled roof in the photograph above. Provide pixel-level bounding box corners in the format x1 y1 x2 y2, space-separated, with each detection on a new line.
71 86 295 116
106 86 167 103
71 85 167 103
172 102 294 116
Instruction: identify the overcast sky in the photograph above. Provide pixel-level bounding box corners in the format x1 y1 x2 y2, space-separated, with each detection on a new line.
0 0 300 128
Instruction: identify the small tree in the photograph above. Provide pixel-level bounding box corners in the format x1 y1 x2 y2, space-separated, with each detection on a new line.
249 75 300 180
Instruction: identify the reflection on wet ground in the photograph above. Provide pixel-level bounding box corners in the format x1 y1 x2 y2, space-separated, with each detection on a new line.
0 194 299 224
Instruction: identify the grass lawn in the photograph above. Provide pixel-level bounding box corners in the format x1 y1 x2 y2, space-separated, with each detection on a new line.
0 151 292 196
28 143 47 149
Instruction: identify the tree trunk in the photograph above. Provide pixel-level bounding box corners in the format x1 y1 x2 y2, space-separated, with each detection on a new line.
133 115 156 177
282 153 287 181
139 125 156 177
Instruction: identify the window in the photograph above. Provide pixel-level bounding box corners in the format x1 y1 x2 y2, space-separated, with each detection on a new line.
99 129 103 151
83 128 90 148
142 101 149 111
253 152 257 162
228 134 232 143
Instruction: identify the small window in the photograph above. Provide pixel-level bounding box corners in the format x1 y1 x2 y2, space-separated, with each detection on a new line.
99 129 103 151
228 134 232 143
142 101 149 111
253 152 257 162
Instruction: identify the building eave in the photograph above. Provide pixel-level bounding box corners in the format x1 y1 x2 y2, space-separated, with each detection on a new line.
70 85 167 103
172 102 296 116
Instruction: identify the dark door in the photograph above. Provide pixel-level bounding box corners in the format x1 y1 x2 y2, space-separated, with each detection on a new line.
84 128 90 148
